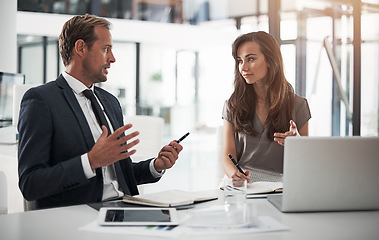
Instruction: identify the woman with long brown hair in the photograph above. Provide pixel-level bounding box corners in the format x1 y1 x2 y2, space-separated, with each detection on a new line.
222 31 311 182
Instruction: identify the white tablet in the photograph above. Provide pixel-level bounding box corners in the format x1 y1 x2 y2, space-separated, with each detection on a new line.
97 207 179 226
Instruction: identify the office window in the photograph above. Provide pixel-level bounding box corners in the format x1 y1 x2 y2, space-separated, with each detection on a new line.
19 36 44 85
18 35 61 84
240 15 269 33
176 51 196 106
102 41 136 116
46 41 60 82
197 45 234 129
139 44 176 112
280 44 296 89
280 12 297 41
305 16 333 136
361 12 379 136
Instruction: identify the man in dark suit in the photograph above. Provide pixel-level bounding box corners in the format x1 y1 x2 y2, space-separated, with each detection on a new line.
17 14 183 209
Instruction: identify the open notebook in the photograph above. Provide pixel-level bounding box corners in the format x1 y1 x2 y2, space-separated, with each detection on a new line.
122 190 218 207
220 175 283 196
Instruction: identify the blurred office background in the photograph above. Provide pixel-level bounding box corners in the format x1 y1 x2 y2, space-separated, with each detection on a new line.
0 0 378 211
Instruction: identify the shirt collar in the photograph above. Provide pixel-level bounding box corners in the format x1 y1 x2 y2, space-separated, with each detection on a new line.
62 71 94 94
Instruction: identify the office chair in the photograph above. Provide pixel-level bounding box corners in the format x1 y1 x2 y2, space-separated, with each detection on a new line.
216 125 227 184
0 170 7 214
12 84 39 128
124 115 164 163
12 84 40 211
124 115 165 194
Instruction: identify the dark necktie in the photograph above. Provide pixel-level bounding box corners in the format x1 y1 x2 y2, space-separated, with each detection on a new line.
82 89 110 135
82 89 131 195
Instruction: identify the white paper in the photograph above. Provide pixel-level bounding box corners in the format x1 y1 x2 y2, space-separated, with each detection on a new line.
79 205 289 237
180 205 289 235
79 220 184 238
182 216 289 235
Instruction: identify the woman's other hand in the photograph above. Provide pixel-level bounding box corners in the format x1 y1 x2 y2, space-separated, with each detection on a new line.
273 120 299 146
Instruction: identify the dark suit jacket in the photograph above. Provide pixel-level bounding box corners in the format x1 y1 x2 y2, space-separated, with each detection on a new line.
18 75 159 209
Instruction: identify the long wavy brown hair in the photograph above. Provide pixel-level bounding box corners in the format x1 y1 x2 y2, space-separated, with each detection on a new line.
228 31 294 139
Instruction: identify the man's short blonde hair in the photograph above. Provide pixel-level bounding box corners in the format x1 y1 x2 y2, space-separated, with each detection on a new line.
59 14 111 66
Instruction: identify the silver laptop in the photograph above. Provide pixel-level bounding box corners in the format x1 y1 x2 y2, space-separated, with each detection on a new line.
267 137 379 212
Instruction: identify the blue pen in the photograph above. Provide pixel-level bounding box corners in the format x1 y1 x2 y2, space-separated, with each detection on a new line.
228 154 247 176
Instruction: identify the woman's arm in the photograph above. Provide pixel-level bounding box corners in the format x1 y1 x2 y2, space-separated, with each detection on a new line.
298 121 309 136
274 120 309 146
222 120 250 181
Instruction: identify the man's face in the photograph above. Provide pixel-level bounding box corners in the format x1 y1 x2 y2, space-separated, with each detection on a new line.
83 26 116 84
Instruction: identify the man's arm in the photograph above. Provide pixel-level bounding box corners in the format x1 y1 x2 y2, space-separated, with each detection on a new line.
18 88 89 201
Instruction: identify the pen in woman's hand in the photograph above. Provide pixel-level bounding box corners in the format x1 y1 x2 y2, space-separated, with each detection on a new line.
228 154 247 176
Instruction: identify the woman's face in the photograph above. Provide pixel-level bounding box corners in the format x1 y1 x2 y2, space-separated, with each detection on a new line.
236 41 268 85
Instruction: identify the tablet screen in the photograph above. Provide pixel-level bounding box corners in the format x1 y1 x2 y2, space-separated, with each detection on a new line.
98 207 179 226
105 209 171 222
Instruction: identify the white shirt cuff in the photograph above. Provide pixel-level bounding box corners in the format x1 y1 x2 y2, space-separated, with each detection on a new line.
81 154 96 179
149 158 165 178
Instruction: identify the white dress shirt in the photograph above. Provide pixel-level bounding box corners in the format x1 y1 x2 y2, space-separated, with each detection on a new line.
62 72 162 201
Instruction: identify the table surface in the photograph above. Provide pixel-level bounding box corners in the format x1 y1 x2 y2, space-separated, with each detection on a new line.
1 191 379 240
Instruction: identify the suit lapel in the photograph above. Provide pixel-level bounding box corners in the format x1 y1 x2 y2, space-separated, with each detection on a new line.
56 76 95 150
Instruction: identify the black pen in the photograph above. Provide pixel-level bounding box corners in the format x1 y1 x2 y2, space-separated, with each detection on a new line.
177 132 190 143
228 154 247 176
